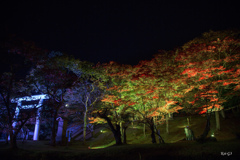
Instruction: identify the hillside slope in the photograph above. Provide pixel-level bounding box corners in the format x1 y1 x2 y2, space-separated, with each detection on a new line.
85 110 240 148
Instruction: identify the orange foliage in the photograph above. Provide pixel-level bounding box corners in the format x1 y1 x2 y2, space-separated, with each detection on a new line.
117 89 130 92
128 102 136 106
101 98 111 102
215 66 225 70
206 90 218 94
234 84 240 91
89 117 106 124
234 69 240 77
113 99 121 105
145 90 154 94
187 98 198 105
184 86 194 93
199 110 207 114
198 77 205 81
210 97 218 102
181 68 197 76
165 100 178 107
199 85 206 89
214 104 221 108
173 93 184 97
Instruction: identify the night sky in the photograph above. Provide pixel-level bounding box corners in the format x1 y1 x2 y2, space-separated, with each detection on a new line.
1 0 240 65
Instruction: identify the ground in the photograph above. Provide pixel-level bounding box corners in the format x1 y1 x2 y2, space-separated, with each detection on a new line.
0 110 240 160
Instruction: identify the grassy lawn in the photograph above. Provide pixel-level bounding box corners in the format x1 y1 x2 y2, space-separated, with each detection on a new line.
1 111 240 160
1 140 240 160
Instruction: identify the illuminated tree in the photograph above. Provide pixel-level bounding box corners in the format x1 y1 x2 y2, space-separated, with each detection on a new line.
89 61 135 145
126 53 183 143
174 30 240 141
97 55 183 144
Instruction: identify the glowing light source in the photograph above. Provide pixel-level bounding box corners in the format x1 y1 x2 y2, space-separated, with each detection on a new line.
89 141 115 149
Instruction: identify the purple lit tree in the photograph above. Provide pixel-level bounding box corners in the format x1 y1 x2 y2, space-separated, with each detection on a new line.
0 36 45 149
0 73 33 149
27 52 77 146
63 60 104 143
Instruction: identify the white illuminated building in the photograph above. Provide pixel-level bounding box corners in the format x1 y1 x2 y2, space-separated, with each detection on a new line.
11 94 49 141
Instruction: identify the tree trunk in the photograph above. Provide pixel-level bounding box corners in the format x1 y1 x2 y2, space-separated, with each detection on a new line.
5 132 9 144
62 119 68 145
187 117 190 126
97 111 122 145
166 114 169 134
143 124 146 137
8 112 30 148
7 101 17 149
114 124 122 145
50 120 56 146
203 114 211 137
50 110 58 146
8 118 17 149
197 113 211 143
83 111 87 143
123 126 127 144
10 133 18 149
150 118 156 144
155 126 165 144
150 125 156 144
120 121 123 141
91 125 95 137
169 113 173 120
220 109 225 119
215 111 220 131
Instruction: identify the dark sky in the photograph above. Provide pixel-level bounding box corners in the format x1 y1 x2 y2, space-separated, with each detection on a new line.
1 0 240 65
